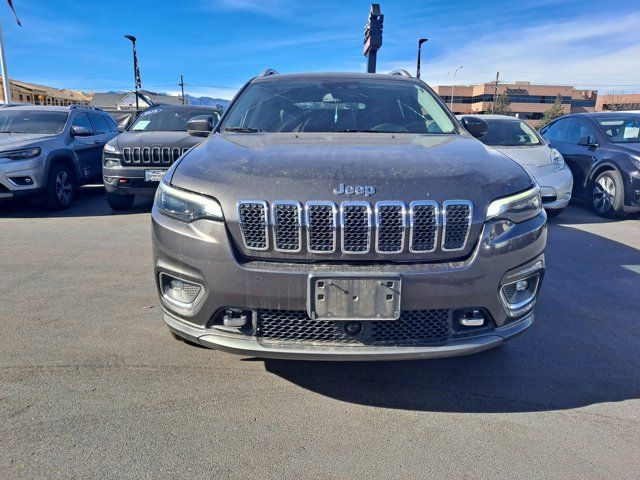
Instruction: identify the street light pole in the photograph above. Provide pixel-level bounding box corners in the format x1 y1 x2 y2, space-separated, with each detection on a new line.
124 35 140 112
0 16 12 103
416 38 428 78
450 65 463 112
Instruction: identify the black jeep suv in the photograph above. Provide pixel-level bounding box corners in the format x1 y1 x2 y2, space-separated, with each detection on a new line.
102 104 221 210
540 112 640 217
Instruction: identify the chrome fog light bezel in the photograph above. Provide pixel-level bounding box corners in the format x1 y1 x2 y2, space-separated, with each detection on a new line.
499 262 544 318
159 272 204 309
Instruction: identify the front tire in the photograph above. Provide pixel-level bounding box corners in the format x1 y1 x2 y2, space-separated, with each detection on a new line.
44 163 74 209
591 170 624 218
106 192 135 210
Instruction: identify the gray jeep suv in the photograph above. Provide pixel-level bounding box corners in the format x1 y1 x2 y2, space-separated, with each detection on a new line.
0 105 117 209
152 71 547 360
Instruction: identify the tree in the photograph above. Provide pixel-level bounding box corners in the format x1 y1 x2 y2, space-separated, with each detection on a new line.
538 94 565 129
492 92 512 115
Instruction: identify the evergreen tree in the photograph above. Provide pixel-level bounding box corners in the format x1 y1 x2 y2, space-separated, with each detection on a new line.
538 94 565 129
492 92 512 115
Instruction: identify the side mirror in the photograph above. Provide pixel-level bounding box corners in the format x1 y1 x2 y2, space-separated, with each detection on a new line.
460 116 489 138
187 115 214 137
578 136 598 148
71 125 92 137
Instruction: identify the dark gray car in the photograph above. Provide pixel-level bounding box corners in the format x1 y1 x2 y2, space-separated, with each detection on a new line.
0 105 118 209
102 104 221 210
151 71 547 360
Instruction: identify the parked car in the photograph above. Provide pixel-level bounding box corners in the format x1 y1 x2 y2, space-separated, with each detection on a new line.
459 114 573 217
151 70 547 361
540 112 640 217
0 105 118 209
102 104 221 210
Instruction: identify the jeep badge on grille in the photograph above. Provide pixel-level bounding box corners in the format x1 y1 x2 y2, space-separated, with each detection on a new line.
333 183 376 196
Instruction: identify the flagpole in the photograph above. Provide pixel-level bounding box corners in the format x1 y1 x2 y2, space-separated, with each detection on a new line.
0 13 12 104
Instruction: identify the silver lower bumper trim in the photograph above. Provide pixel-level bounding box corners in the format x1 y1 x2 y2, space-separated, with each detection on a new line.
163 310 533 361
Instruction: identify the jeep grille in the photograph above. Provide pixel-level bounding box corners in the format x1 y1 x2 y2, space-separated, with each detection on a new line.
238 200 474 255
121 147 190 166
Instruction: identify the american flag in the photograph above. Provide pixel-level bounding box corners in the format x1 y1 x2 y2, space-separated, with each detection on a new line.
7 0 21 26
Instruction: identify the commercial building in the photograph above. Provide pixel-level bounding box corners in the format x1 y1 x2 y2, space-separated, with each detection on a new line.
90 90 184 112
595 93 640 111
434 81 597 125
0 78 91 106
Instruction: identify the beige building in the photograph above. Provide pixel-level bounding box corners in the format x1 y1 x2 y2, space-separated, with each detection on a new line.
595 93 640 111
0 78 91 106
433 81 597 125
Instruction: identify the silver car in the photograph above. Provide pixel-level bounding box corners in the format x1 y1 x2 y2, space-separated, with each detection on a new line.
460 114 573 216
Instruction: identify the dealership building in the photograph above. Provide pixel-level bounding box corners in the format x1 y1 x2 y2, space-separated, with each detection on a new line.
433 81 597 125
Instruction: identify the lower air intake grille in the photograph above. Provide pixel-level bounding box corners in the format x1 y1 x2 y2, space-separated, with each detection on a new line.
256 309 450 346
443 202 472 251
238 201 268 250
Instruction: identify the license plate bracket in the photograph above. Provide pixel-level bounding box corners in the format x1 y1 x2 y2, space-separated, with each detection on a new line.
307 274 401 321
144 169 167 182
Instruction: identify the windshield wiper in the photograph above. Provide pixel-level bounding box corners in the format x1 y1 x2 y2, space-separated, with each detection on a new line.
224 127 261 133
339 129 396 133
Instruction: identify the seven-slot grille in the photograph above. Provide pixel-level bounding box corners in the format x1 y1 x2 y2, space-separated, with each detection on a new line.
121 147 190 165
238 200 473 255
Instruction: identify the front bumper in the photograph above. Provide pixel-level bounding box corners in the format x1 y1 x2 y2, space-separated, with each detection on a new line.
0 157 46 199
102 162 165 197
152 207 547 360
529 164 573 210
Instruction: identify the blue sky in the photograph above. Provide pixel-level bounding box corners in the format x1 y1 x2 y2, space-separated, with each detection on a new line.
2 0 640 99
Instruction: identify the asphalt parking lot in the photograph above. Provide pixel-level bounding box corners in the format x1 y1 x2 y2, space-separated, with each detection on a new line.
1 187 639 479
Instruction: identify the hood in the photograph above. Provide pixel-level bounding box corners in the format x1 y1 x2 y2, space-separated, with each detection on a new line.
0 133 58 151
615 143 640 155
490 144 553 167
169 132 533 262
113 131 202 150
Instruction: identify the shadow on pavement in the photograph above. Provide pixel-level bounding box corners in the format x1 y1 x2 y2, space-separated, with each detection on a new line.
0 184 153 218
261 218 640 413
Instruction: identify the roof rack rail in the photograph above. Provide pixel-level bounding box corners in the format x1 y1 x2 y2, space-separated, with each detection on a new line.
387 69 412 78
259 68 279 77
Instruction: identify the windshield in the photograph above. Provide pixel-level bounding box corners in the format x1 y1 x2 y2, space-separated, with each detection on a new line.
130 107 220 132
221 79 456 134
0 110 68 134
595 116 640 143
479 119 542 146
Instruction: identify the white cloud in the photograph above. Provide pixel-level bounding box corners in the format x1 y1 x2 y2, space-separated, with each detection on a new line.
377 12 640 93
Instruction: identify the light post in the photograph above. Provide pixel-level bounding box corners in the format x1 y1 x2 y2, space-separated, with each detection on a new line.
416 38 428 78
450 65 463 112
124 35 141 112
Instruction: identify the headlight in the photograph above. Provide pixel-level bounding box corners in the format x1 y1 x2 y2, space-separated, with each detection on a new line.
550 148 564 172
0 147 41 160
156 181 224 222
631 155 640 171
486 186 542 223
104 143 119 154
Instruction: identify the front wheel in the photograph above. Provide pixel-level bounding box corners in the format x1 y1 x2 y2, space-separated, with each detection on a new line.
591 170 624 218
106 192 135 210
44 164 74 209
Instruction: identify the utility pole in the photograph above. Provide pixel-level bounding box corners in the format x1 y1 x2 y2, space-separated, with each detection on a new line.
491 71 500 114
179 75 185 105
416 38 428 78
0 15 12 103
363 4 383 73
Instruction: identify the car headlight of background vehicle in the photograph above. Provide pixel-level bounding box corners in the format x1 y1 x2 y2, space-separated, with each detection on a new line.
103 143 119 154
156 181 224 222
486 186 542 223
550 148 564 172
0 147 41 160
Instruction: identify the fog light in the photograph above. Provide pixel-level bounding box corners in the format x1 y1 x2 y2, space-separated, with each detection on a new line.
500 272 541 318
160 273 202 306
